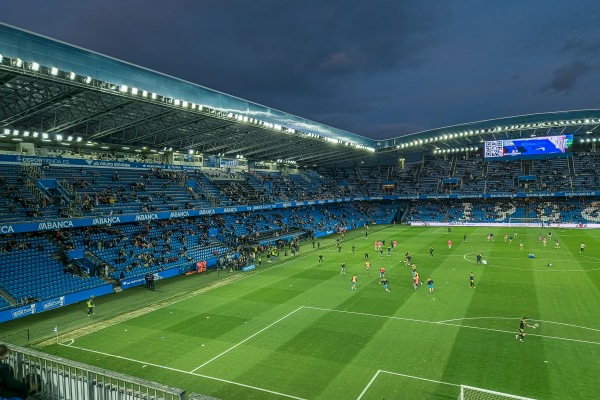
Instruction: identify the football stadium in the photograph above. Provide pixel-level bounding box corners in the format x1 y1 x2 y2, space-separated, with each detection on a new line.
0 22 600 400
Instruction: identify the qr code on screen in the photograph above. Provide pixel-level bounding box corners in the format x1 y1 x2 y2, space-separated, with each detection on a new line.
485 140 504 158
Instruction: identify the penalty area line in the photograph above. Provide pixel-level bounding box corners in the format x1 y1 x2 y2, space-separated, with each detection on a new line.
356 370 459 400
59 343 306 400
190 306 304 372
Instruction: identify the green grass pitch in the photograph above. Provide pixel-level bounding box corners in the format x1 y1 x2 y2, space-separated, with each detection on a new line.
4 225 600 399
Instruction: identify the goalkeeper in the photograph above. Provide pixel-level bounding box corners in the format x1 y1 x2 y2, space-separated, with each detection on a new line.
516 317 536 342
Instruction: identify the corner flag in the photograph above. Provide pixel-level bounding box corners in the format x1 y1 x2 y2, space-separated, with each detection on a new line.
53 325 58 333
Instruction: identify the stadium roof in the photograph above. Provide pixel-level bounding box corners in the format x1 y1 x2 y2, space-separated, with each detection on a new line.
0 23 599 167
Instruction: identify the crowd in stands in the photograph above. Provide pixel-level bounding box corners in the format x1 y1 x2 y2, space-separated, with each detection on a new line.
3 150 600 310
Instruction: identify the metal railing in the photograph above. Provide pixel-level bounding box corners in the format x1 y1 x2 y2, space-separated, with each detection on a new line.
1 343 186 400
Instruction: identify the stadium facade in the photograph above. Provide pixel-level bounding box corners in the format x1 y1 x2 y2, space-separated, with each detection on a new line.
0 22 599 400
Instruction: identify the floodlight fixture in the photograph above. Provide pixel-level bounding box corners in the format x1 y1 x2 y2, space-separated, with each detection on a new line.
12 130 19 136
3 128 10 135
120 85 128 93
76 137 82 142
174 99 180 106
31 62 40 71
69 72 76 80
15 58 23 67
67 135 73 141
42 133 49 139
188 149 194 154
32 132 39 138
182 101 188 107
50 67 58 76
131 87 138 95
0 53 3 63
151 93 157 100
56 134 64 141
23 131 30 137
85 76 92 84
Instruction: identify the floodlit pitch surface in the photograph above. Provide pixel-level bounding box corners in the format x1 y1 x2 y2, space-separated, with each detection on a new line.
43 226 600 399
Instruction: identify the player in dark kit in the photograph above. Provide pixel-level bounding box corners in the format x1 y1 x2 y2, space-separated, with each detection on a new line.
516 317 529 342
476 253 482 263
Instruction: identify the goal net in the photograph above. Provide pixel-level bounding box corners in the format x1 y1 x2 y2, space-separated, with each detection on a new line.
459 385 537 400
507 217 545 228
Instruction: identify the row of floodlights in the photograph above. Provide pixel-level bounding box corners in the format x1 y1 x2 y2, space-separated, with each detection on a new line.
0 127 176 154
395 119 600 149
276 159 297 164
1 54 373 152
433 147 479 154
580 138 599 143
0 128 83 143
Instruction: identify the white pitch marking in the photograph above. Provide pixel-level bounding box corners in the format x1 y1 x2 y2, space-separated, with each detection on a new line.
436 316 600 332
304 306 600 346
356 370 382 400
59 343 306 400
190 306 304 372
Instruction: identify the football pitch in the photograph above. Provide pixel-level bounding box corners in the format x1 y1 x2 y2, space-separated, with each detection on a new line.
11 225 600 399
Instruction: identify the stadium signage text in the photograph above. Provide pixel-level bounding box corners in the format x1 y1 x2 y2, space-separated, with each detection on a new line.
135 213 159 221
169 211 189 218
41 296 65 311
38 220 74 230
10 304 36 319
0 225 14 233
198 209 216 215
92 217 121 225
223 207 238 213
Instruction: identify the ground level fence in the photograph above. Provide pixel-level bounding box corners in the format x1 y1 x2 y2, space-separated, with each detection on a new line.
1 343 187 400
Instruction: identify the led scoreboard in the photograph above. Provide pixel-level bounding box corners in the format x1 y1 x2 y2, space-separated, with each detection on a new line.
484 134 573 160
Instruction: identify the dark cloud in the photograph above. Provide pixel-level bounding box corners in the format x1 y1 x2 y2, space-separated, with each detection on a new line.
538 61 592 94
560 38 600 55
1 0 600 139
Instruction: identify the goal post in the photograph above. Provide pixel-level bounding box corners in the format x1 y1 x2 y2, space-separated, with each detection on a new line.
507 217 546 228
459 385 537 400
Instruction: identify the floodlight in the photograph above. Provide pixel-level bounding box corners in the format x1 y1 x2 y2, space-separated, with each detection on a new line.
142 90 148 97
56 134 63 141
182 101 188 107
120 85 128 93
67 136 73 141
15 58 23 67
0 53 3 63
131 87 138 95
3 129 10 135
151 93 157 100
23 131 30 137
188 149 194 154
32 132 39 138
12 130 19 136
50 67 58 76
76 137 82 142
31 62 40 71
42 133 49 139
69 72 76 80
85 76 92 84
174 99 180 106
